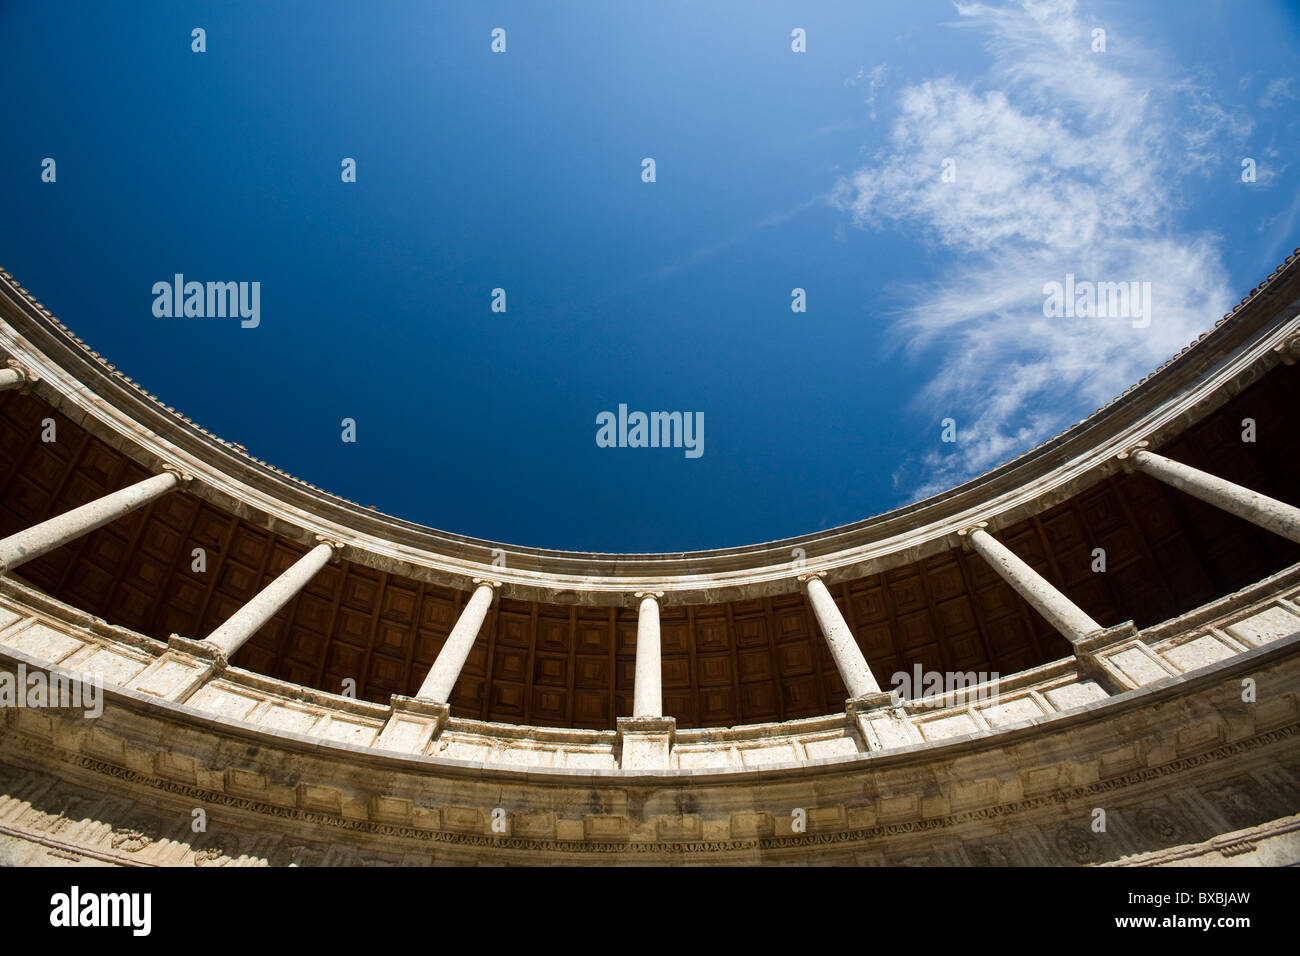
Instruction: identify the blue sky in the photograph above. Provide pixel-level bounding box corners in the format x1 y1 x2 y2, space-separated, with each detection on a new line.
2 1 1297 552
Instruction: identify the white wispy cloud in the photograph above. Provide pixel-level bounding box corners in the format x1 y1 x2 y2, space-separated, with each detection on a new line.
1259 76 1296 109
646 197 821 281
831 0 1241 501
846 64 889 119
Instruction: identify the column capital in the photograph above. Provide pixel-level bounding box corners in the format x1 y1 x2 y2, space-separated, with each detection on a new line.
632 589 663 601
471 577 502 590
4 358 38 390
796 570 826 585
956 521 988 551
1115 440 1150 472
314 535 346 562
1273 332 1300 365
160 464 195 486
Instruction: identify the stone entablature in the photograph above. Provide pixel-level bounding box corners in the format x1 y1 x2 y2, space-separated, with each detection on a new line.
2 563 1297 775
0 259 1297 604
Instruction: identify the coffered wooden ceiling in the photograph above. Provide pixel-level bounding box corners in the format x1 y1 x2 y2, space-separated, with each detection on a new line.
0 362 1295 729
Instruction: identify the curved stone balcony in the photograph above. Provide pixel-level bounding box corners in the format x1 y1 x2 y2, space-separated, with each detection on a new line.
4 561 1300 771
0 255 1299 864
2 561 1298 864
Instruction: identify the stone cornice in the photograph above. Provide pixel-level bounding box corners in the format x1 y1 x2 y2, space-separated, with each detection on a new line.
0 253 1297 604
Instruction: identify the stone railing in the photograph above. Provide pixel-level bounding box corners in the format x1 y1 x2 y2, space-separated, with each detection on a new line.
3 563 1298 776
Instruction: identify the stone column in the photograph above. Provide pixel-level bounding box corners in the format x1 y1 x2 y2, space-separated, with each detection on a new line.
205 539 342 657
617 590 676 769
1121 444 1300 544
0 468 187 573
800 572 919 751
415 579 499 702
633 590 664 718
800 573 881 699
960 524 1104 644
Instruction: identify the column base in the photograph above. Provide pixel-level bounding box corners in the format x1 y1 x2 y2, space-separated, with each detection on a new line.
846 691 922 751
127 634 225 704
1073 620 1178 693
375 696 450 755
1073 619 1139 655
617 716 676 770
